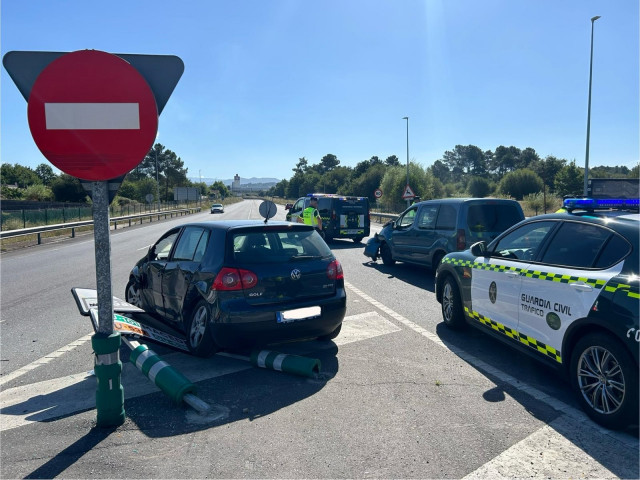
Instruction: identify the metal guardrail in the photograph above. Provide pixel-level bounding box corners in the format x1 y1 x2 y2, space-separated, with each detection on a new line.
371 212 398 223
0 208 201 245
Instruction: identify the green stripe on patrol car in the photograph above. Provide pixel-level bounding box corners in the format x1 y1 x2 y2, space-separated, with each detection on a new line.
464 307 562 363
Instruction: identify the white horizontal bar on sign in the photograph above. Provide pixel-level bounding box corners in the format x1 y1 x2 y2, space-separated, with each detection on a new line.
44 103 140 130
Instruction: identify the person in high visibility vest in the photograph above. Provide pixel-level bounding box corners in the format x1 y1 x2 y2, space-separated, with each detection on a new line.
297 196 323 232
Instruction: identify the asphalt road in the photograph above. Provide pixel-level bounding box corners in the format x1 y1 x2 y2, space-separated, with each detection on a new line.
1 199 638 479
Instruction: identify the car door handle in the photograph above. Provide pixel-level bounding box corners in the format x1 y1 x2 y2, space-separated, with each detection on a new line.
504 271 520 278
570 283 593 292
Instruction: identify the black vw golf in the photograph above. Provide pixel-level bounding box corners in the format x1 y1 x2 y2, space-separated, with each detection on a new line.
125 220 346 356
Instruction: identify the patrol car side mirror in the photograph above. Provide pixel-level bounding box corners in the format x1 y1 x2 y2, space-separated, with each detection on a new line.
470 241 487 257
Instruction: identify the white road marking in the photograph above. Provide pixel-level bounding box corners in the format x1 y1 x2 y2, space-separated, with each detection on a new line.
0 333 94 387
463 415 638 479
344 281 639 450
0 311 397 431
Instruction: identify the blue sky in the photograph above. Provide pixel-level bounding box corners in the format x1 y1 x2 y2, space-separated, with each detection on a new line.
2 0 638 182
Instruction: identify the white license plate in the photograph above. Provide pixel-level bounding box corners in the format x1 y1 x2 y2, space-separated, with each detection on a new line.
342 229 360 234
277 306 321 323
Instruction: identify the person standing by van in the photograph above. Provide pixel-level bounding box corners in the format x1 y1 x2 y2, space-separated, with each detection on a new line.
298 196 323 234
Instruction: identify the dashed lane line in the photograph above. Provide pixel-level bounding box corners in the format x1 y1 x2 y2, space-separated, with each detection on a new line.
344 281 639 450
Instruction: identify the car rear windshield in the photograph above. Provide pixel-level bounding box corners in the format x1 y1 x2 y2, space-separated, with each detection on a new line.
231 229 332 264
467 204 522 233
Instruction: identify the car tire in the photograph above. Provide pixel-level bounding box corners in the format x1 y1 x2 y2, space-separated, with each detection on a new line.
125 279 144 309
570 333 638 430
353 237 363 244
318 323 342 341
184 299 217 357
380 243 395 266
441 276 465 329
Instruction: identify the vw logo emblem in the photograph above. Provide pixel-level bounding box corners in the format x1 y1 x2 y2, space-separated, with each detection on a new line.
291 269 302 280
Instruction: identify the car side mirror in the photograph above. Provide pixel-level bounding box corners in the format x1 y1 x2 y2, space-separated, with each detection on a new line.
148 245 156 260
470 241 487 257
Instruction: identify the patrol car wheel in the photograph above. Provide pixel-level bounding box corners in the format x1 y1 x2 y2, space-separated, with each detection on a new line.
380 243 395 266
184 299 217 357
570 333 638 430
441 276 465 329
353 237 363 244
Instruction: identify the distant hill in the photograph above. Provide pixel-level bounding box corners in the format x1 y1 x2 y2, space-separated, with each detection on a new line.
189 177 281 186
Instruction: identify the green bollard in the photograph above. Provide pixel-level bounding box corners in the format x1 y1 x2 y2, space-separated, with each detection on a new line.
92 332 125 427
250 349 321 378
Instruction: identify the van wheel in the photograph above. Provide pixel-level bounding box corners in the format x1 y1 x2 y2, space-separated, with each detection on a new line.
184 300 217 357
380 243 395 266
570 333 638 430
353 237 363 243
441 276 465 329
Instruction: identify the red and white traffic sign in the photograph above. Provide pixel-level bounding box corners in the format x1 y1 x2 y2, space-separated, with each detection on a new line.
374 188 383 199
402 184 415 199
27 50 158 181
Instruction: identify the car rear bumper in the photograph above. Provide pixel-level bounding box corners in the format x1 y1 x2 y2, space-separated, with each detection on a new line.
209 289 347 349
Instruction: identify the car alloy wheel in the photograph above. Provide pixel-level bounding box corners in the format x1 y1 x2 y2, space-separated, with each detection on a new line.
441 276 465 329
125 280 142 308
185 299 217 357
189 304 208 348
576 345 625 415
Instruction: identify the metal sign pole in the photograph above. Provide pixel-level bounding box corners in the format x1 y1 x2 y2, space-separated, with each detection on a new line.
91 180 125 427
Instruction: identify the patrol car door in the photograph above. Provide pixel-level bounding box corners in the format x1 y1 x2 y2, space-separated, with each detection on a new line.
390 206 419 262
287 198 307 222
471 221 556 333
517 221 625 363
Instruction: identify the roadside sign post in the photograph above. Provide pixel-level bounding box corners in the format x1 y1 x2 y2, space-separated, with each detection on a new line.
4 49 183 428
402 184 415 204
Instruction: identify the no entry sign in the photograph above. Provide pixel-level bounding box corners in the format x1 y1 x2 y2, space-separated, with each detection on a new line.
27 50 158 181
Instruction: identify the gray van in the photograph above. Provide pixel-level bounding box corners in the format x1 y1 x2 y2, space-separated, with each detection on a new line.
374 198 524 270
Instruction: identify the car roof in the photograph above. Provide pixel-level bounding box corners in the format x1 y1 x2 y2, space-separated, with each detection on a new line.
519 211 639 244
174 220 314 232
414 197 519 206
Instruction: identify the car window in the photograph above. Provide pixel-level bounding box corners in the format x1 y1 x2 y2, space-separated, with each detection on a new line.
173 227 207 261
467 204 523 232
594 234 631 268
435 205 456 230
541 222 613 268
397 207 418 228
317 198 331 213
416 205 438 229
491 221 555 261
232 230 331 263
153 231 180 260
192 230 210 263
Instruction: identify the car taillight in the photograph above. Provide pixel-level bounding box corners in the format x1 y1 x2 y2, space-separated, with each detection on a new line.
327 259 344 280
212 267 258 291
456 229 466 250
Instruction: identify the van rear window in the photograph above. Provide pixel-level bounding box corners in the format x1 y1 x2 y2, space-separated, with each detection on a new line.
467 205 522 232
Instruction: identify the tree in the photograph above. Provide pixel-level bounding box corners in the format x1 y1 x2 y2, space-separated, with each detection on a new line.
50 174 89 203
24 184 54 201
35 164 57 186
531 155 566 193
554 161 584 197
428 160 451 184
385 155 400 167
318 154 340 174
491 146 521 176
210 181 230 198
441 145 487 177
498 169 543 200
1 163 41 188
467 177 493 197
292 157 308 175
347 163 385 200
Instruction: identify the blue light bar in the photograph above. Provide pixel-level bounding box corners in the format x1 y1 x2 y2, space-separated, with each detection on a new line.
563 197 640 210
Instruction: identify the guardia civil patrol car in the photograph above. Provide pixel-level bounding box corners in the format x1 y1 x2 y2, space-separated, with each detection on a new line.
435 197 639 430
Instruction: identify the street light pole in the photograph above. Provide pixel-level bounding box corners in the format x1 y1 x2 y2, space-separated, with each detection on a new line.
583 15 601 196
403 116 409 207
154 145 160 211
